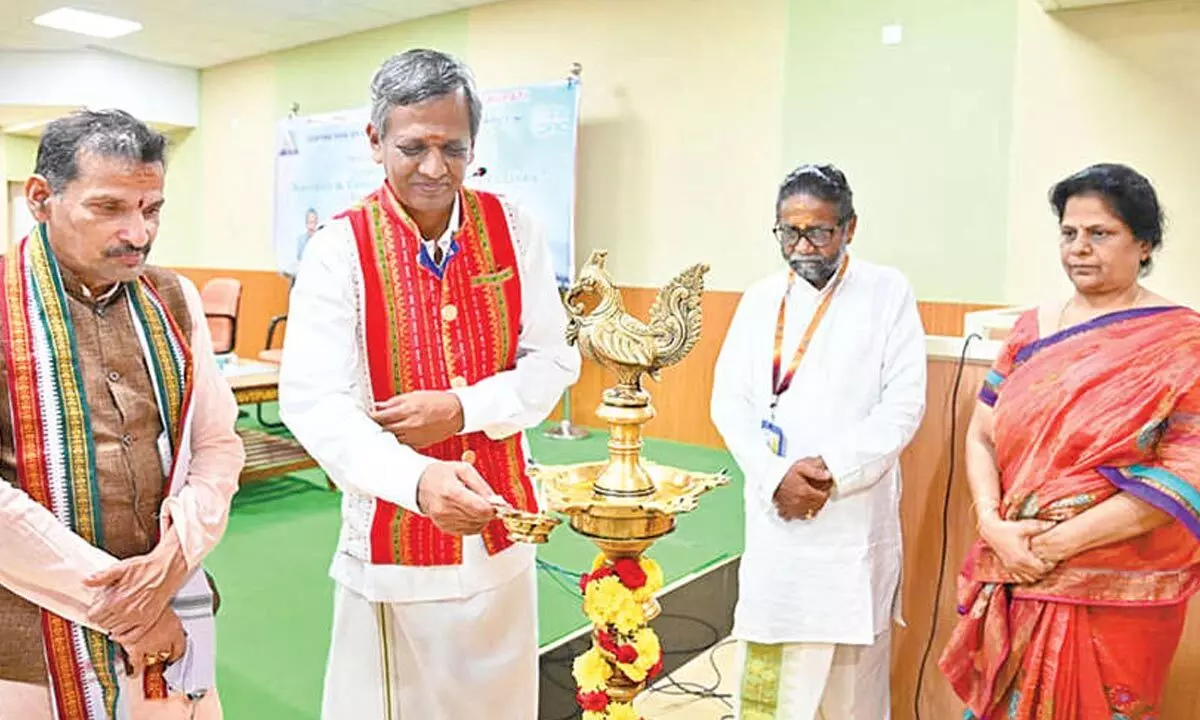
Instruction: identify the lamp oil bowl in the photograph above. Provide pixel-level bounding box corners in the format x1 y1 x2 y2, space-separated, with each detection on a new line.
495 249 730 717
532 459 730 554
491 502 561 545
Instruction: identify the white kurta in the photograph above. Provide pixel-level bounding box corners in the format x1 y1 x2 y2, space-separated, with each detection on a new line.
279 194 580 603
711 256 926 647
278 194 580 719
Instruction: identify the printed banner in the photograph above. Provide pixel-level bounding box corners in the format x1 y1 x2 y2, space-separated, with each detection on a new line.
272 79 581 287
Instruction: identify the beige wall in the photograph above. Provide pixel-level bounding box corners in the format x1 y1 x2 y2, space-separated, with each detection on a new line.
152 58 278 270
2 135 39 247
1 142 7 250
466 0 786 292
3 135 37 183
1005 0 1200 309
156 11 471 271
160 0 787 290
9 0 1199 308
188 57 279 270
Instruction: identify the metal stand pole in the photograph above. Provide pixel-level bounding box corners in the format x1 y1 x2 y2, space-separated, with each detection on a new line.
543 64 586 442
544 388 589 439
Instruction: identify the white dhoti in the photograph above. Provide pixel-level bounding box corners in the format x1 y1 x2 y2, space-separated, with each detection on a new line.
733 630 891 720
321 564 537 720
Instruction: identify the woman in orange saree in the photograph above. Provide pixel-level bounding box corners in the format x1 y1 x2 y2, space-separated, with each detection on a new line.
940 163 1200 719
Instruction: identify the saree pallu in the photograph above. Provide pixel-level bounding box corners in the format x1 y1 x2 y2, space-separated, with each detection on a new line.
939 307 1200 720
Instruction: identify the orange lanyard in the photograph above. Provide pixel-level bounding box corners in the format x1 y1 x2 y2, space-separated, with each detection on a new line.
771 258 849 410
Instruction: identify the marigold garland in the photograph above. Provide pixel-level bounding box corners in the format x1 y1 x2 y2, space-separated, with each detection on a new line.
572 553 666 720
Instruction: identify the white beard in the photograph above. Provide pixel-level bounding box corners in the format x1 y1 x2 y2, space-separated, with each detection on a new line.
786 244 845 289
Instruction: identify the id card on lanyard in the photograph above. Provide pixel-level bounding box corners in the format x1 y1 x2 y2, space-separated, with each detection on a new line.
761 259 849 457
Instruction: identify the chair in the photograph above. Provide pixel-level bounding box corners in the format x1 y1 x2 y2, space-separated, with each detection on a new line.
200 278 242 355
258 272 293 365
254 314 287 428
259 314 287 365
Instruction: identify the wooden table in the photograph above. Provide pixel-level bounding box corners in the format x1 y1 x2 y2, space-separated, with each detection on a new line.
227 369 282 407
225 364 322 485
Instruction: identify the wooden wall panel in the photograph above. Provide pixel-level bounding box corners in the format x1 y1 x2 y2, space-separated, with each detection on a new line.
565 287 739 448
1162 605 1200 716
171 267 1000 447
172 268 290 360
891 358 990 717
917 300 1004 337
890 357 1200 719
567 291 1000 447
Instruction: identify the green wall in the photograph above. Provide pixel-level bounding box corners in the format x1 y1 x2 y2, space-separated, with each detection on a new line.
161 129 203 265
781 0 1017 302
164 0 1020 300
4 135 38 181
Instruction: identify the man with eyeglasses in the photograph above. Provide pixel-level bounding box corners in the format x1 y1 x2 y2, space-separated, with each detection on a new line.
711 163 927 718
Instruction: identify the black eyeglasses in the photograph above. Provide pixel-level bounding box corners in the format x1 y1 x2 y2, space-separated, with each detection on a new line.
773 224 840 248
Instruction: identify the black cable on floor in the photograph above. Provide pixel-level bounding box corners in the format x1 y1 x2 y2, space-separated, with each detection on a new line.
913 332 981 719
543 614 734 719
532 517 739 715
646 637 734 706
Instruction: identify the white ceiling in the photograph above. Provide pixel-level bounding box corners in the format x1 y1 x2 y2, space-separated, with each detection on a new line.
0 0 500 69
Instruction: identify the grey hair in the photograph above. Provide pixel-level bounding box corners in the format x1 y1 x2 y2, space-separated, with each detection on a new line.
34 109 167 194
776 163 856 224
370 48 483 141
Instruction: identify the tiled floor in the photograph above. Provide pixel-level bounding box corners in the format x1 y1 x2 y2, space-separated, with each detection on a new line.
635 638 739 719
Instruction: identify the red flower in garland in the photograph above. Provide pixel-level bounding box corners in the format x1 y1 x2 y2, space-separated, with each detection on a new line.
579 566 616 593
615 644 639 664
595 628 640 664
648 657 664 679
576 690 609 712
612 558 647 589
596 629 619 654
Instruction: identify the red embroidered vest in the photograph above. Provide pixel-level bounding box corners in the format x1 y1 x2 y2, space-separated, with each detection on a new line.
340 183 537 566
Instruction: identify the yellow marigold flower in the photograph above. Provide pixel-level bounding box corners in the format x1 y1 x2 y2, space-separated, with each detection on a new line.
633 628 661 666
619 661 649 683
585 576 633 626
641 557 664 594
616 627 662 682
572 647 613 691
582 712 607 720
611 594 646 635
606 702 641 720
592 553 608 572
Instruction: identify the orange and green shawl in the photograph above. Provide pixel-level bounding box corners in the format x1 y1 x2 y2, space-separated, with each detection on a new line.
0 225 211 719
941 306 1200 719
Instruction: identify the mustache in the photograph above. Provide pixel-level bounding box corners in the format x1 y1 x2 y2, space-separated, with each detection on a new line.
103 244 149 259
784 246 843 284
788 252 833 268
